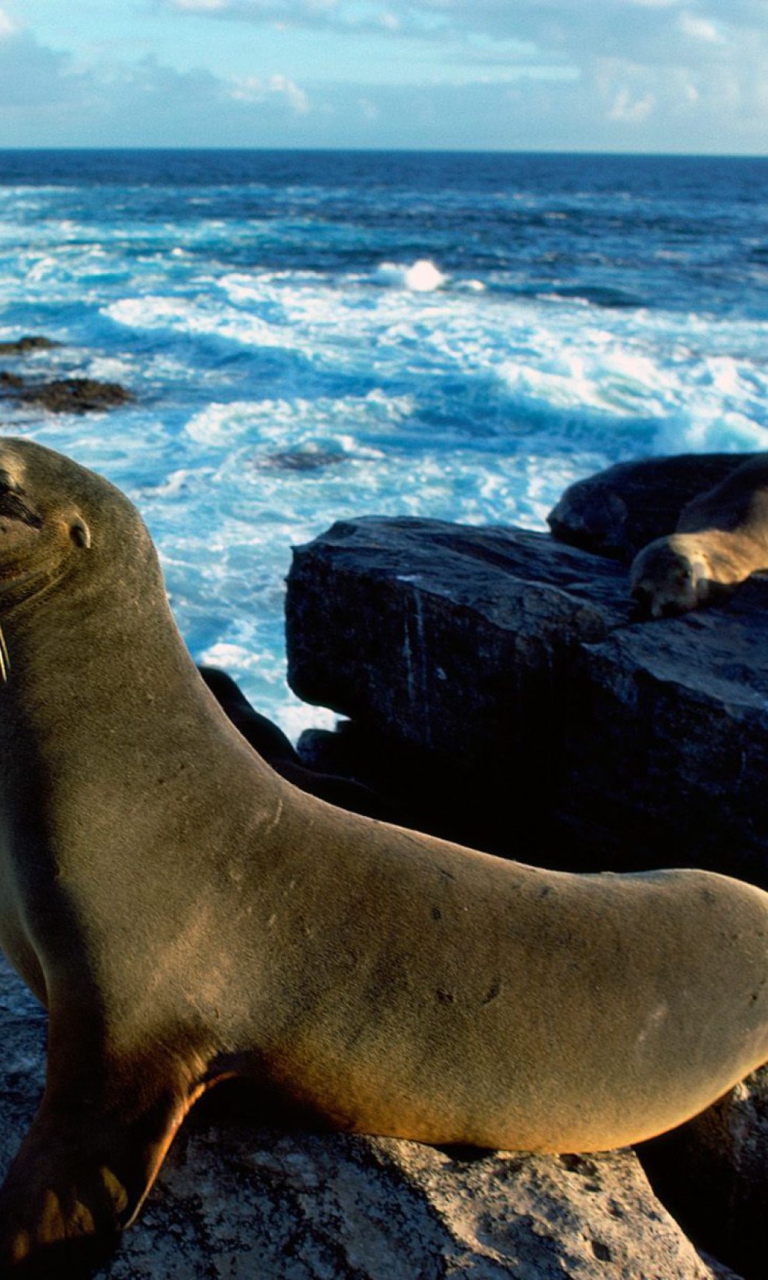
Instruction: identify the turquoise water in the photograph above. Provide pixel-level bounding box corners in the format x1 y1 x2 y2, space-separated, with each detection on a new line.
0 150 767 735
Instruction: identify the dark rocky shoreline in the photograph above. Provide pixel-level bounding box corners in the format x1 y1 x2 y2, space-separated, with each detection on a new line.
286 480 768 885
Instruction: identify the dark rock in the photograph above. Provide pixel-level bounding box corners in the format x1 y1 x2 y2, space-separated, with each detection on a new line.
0 335 58 355
258 449 350 473
548 453 757 561
19 378 133 413
199 665 407 823
0 337 132 414
286 516 768 882
639 1065 768 1280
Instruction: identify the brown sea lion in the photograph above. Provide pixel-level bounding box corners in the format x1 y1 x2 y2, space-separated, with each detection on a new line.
630 454 768 617
1 438 768 1276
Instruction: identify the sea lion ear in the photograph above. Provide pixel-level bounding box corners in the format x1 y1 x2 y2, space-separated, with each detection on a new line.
70 517 91 550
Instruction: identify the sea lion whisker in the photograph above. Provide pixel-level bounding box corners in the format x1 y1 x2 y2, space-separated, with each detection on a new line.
0 624 9 684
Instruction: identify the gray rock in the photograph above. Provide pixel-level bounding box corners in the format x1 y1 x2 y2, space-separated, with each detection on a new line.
639 1065 768 1280
287 517 629 770
286 516 768 881
0 956 736 1279
548 453 757 561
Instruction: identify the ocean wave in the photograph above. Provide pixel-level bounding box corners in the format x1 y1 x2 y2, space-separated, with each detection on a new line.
374 260 447 292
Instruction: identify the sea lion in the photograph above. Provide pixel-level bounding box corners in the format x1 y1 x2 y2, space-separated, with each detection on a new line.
630 454 768 617
1 438 768 1276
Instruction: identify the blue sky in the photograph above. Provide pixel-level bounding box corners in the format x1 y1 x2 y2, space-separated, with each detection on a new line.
0 0 766 151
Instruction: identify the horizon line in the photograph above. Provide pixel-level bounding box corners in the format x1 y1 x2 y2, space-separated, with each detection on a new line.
0 145 766 161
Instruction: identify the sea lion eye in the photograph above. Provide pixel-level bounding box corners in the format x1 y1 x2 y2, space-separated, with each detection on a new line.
70 518 91 549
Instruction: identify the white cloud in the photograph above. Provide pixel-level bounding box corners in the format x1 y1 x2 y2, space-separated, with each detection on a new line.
269 72 310 110
0 8 15 38
679 12 726 43
231 71 309 110
608 87 656 122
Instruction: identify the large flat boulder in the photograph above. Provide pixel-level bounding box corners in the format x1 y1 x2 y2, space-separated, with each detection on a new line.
286 516 768 882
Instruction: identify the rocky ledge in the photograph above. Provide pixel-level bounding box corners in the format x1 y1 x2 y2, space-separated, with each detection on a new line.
286 457 768 885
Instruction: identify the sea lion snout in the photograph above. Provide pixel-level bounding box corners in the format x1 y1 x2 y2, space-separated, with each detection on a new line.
0 488 42 534
630 538 702 618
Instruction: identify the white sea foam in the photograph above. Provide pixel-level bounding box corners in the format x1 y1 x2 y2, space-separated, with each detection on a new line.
105 295 299 350
185 391 414 449
374 259 447 291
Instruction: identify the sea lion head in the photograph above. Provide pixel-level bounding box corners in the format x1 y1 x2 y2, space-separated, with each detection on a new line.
0 437 154 615
630 535 710 619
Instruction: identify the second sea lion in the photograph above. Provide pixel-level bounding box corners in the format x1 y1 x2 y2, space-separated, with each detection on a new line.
631 454 768 617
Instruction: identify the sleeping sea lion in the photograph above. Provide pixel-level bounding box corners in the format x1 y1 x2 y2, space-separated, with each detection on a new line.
1 438 768 1275
631 454 768 617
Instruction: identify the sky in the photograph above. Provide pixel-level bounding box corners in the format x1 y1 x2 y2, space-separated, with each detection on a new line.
0 0 766 152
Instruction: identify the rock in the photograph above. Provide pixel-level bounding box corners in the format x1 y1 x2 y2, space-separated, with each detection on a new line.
0 369 133 414
548 453 757 561
0 954 736 1279
286 516 768 881
0 335 58 355
0 336 133 414
18 377 133 413
638 1066 768 1280
286 517 628 859
258 449 350 473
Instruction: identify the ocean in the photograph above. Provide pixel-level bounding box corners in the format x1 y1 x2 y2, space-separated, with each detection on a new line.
0 149 766 737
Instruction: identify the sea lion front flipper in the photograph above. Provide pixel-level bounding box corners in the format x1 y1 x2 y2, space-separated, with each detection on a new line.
0 1041 202 1277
